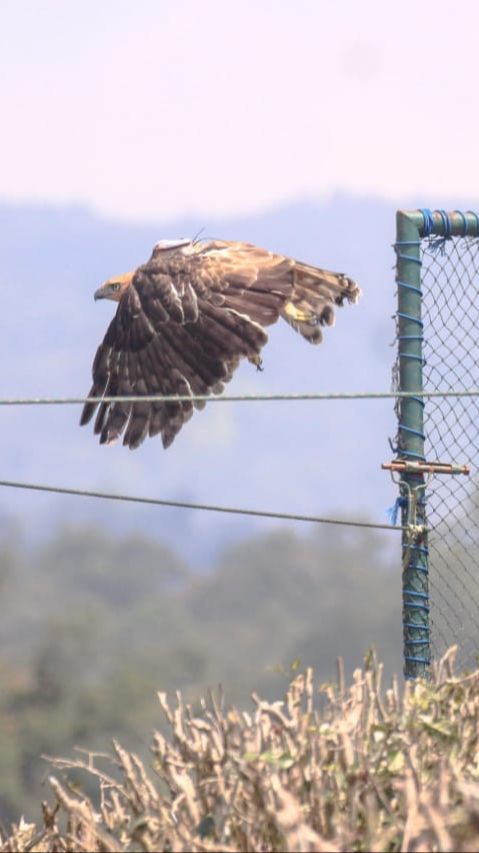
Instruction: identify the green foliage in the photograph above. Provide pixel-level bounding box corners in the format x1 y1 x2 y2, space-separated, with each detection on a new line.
0 522 401 824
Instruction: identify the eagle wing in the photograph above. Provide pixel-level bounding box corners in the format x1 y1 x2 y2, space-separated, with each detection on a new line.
80 240 359 449
80 241 295 449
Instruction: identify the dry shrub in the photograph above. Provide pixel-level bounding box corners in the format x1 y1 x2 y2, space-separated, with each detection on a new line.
2 647 479 852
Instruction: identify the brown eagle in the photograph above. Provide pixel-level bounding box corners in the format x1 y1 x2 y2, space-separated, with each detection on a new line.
80 238 360 449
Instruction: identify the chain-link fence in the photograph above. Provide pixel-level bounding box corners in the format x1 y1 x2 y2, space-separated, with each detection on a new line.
393 210 479 676
421 235 479 669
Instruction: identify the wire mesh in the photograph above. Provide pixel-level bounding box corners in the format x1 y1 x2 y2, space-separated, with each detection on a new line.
420 236 479 669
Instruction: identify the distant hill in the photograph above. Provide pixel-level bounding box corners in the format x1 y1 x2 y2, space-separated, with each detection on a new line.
0 195 440 560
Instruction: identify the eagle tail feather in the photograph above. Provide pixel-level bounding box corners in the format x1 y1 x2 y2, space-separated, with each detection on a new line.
79 384 100 426
281 264 360 344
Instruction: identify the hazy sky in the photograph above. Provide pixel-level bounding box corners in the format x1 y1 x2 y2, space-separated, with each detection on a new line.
1 0 476 222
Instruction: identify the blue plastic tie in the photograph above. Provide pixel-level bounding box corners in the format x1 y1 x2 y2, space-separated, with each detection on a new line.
396 312 424 326
427 212 451 253
387 496 407 526
407 544 429 554
428 237 447 254
396 253 422 265
405 655 430 665
396 279 422 294
389 437 399 454
397 396 425 408
403 588 429 599
420 208 435 237
399 449 426 461
404 622 429 631
398 425 426 439
439 209 452 238
399 352 427 365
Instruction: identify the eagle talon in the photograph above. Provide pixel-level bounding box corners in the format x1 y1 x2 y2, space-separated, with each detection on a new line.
248 355 264 371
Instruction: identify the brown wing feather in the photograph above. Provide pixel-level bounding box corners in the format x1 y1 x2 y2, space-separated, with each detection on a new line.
80 243 272 448
80 239 360 449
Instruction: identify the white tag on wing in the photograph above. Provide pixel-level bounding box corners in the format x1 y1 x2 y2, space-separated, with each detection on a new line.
154 238 192 251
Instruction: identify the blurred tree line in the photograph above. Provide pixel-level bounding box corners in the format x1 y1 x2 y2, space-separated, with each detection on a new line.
0 521 401 824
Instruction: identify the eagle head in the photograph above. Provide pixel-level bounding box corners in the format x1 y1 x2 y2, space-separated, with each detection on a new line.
94 272 134 302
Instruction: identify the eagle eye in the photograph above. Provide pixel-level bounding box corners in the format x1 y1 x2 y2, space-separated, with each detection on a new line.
110 282 121 291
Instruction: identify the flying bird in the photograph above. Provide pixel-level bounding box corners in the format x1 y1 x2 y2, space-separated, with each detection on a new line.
80 238 360 449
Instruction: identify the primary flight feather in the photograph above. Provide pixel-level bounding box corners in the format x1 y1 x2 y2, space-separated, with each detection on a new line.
80 238 360 449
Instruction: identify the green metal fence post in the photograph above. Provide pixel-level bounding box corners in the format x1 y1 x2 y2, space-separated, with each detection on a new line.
394 208 479 677
395 210 430 679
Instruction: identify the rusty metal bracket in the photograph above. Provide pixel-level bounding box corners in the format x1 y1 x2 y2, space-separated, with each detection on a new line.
382 460 470 476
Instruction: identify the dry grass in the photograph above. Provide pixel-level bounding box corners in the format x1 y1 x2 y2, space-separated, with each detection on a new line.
2 647 479 852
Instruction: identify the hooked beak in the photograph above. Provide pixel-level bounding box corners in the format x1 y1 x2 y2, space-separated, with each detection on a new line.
94 287 105 301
